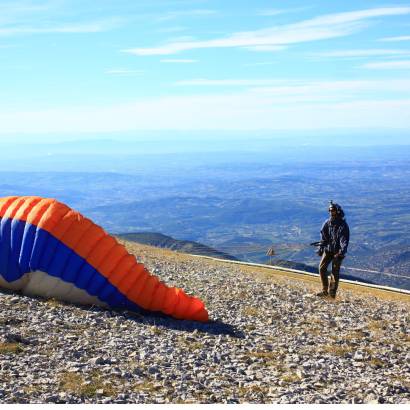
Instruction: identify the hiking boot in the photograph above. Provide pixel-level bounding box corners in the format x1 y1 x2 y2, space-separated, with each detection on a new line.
329 292 336 299
316 291 329 297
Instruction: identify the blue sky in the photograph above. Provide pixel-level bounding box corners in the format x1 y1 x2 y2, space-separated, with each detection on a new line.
1 0 410 138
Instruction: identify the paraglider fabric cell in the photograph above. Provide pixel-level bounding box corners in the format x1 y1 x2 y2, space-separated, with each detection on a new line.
0 196 208 322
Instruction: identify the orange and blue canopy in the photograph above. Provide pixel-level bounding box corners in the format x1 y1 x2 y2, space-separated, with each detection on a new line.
0 196 208 322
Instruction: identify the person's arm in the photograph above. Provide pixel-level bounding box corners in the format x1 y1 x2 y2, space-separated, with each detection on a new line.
318 221 328 255
337 222 350 258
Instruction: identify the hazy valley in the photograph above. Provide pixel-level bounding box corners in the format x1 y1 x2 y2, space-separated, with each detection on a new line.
1 135 409 290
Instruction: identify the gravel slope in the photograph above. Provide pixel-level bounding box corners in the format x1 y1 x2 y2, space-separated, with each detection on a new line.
0 241 409 404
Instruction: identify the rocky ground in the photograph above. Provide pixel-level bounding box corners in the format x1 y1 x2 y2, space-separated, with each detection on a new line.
0 242 409 404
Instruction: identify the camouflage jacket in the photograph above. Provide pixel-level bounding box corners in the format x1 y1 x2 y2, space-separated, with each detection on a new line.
320 217 350 256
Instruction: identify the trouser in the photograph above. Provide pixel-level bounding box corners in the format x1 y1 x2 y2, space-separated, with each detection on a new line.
319 252 343 296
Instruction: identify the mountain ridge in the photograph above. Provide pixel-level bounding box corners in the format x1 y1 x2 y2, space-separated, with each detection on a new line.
116 232 379 287
117 232 239 261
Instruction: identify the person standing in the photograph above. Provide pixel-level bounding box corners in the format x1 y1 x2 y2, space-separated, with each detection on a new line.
316 201 350 298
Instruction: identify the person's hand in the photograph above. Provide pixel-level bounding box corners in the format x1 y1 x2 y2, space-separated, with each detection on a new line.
334 252 345 259
316 249 323 257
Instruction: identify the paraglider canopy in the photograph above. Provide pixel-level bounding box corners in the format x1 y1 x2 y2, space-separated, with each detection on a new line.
0 195 208 322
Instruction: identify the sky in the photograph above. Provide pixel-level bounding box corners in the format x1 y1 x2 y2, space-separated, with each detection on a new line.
1 0 410 139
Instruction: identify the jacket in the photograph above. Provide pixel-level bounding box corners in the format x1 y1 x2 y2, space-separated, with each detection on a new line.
320 217 350 256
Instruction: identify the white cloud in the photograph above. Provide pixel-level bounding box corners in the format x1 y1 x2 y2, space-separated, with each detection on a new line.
362 60 410 69
0 1 53 20
244 45 287 52
172 77 410 104
0 19 122 36
257 6 312 17
247 80 410 105
297 7 410 26
160 59 198 63
175 79 285 86
313 49 410 58
124 7 410 55
2 84 410 134
0 1 123 36
175 78 410 93
379 35 410 42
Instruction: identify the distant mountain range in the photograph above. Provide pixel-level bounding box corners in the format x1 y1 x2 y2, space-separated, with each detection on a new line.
2 147 410 291
118 232 377 286
117 232 239 261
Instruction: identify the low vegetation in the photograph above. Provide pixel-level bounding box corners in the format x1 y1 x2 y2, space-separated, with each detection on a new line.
58 371 118 398
0 342 24 355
